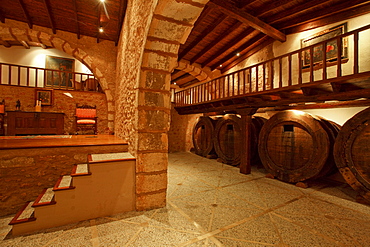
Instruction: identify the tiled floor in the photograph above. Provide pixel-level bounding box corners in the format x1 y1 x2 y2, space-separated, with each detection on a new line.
1 152 370 246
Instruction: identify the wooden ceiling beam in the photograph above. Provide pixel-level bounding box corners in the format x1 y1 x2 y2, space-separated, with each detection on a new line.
72 0 80 39
20 40 30 49
97 3 102 43
190 21 242 64
208 0 286 42
202 27 257 68
179 79 200 88
275 0 370 30
42 0 56 34
179 12 227 60
18 0 33 29
285 3 370 34
172 73 193 83
0 39 11 48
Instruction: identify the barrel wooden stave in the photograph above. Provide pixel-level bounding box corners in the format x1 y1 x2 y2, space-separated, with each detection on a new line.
213 114 266 166
192 116 218 157
258 110 336 183
334 107 370 201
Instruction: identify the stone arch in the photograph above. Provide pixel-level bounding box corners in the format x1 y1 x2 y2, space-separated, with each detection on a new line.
0 25 115 131
134 0 209 210
176 59 212 84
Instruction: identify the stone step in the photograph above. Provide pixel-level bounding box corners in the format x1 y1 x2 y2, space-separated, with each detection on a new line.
88 152 135 163
53 175 75 191
9 201 36 225
71 163 91 177
33 188 56 207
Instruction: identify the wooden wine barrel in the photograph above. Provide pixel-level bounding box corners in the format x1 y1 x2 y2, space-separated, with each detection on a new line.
213 115 266 166
334 107 370 202
192 116 219 157
258 110 339 183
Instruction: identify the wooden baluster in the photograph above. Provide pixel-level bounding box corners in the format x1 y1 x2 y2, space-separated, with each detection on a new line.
269 60 274 90
322 42 327 80
288 55 292 86
298 50 303 84
248 68 252 93
354 32 359 74
263 63 266 91
8 65 11 85
337 37 342 77
237 72 240 95
255 66 258 92
26 67 30 87
279 57 282 88
17 66 21 86
309 47 314 83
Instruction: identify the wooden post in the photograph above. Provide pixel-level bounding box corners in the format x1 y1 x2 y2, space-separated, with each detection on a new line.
239 108 258 174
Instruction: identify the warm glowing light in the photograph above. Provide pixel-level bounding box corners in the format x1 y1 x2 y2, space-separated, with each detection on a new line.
236 52 240 56
63 93 73 98
219 64 223 68
99 26 104 33
100 0 105 3
174 82 177 85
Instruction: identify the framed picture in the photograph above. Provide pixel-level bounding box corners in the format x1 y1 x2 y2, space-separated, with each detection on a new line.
45 56 75 87
35 89 53 106
301 23 348 67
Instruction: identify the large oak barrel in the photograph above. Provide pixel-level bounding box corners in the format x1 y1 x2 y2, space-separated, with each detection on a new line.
334 107 370 202
213 114 266 166
258 110 339 183
192 116 219 157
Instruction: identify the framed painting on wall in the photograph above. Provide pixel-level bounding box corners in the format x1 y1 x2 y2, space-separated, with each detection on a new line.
35 89 53 106
301 23 348 68
45 56 75 87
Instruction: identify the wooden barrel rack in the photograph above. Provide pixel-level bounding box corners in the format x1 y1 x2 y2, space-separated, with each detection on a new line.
192 116 219 157
334 107 370 202
258 110 340 183
213 114 266 166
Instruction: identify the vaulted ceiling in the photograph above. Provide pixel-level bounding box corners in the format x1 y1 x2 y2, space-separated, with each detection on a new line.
1 0 370 88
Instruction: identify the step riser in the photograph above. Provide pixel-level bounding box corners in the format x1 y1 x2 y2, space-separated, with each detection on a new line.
12 159 136 235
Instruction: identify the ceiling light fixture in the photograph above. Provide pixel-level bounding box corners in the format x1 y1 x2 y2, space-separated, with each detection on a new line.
99 26 104 33
100 0 105 3
236 52 240 57
219 65 223 68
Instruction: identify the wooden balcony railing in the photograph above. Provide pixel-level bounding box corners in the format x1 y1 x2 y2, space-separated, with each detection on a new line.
175 24 370 107
0 63 102 92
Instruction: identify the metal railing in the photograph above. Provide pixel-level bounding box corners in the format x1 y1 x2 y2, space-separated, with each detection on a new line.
175 24 370 106
0 63 102 92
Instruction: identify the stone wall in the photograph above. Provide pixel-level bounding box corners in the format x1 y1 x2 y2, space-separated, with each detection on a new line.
168 103 201 152
0 85 109 134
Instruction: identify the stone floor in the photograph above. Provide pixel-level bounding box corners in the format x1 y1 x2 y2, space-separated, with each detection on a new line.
1 152 370 246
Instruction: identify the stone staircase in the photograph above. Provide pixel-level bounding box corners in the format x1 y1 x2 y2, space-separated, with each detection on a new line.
9 152 136 236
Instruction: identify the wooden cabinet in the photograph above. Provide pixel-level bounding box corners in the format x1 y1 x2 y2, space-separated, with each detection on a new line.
6 111 64 136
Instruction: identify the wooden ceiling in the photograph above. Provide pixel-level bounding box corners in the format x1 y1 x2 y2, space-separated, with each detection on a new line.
0 0 127 44
1 0 370 88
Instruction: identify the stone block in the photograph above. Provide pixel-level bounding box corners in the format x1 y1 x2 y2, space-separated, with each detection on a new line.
138 109 170 131
148 18 194 44
136 152 168 173
154 0 204 25
138 90 171 109
145 39 180 55
142 51 178 72
136 172 167 194
140 70 171 91
137 132 168 151
136 190 167 211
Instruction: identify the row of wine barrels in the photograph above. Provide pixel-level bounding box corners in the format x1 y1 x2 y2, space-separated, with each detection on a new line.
258 110 340 183
334 107 370 202
192 114 266 166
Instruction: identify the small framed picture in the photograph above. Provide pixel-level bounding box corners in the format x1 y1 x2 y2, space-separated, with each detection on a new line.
35 89 53 106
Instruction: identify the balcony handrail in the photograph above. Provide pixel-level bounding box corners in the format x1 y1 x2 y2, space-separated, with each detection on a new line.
0 62 102 92
174 23 370 107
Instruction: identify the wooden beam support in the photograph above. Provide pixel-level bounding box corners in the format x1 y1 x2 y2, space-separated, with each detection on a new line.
238 108 258 175
18 0 33 29
20 40 30 49
208 0 286 42
42 0 56 34
72 0 81 39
